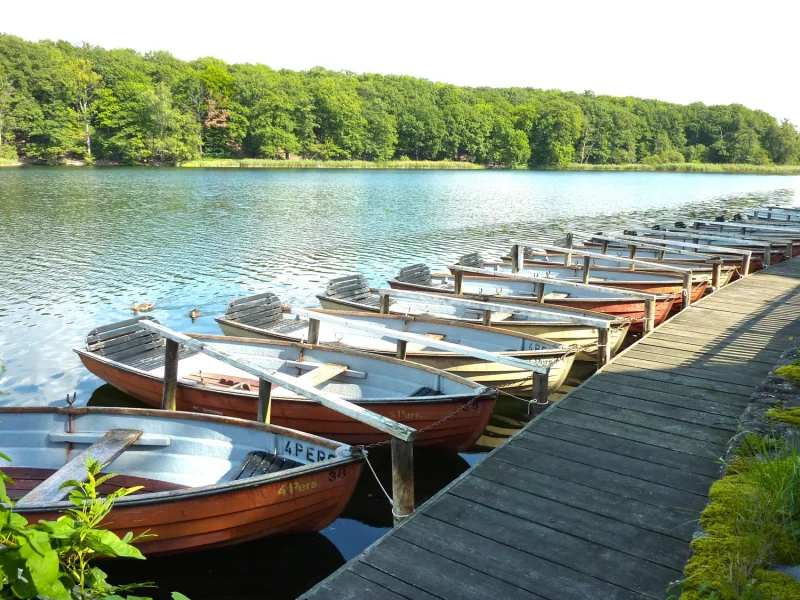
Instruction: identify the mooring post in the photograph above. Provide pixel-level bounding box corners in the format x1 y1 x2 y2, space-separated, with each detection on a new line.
681 272 693 310
628 245 637 270
600 240 609 254
511 243 523 274
536 282 545 303
644 298 656 333
307 318 321 345
257 379 272 423
596 327 611 369
711 261 723 291
161 339 180 411
391 438 414 526
763 245 771 268
563 233 573 266
396 339 408 360
533 369 549 406
786 241 794 262
454 269 464 295
742 251 751 277
657 248 666 260
582 256 591 284
379 293 391 314
482 310 493 326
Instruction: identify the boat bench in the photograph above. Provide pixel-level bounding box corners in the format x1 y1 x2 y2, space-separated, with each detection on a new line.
225 292 285 329
458 252 485 268
394 263 434 286
324 274 372 302
16 429 143 506
87 316 166 361
234 450 302 479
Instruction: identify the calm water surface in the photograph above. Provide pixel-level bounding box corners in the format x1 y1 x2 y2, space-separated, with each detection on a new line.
1 168 798 597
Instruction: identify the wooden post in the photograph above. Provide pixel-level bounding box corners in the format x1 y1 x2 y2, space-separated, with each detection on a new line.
681 272 693 310
257 379 272 423
763 245 771 267
657 248 666 260
307 318 321 345
628 245 637 270
644 298 656 333
786 241 794 262
564 233 573 265
161 339 179 411
533 369 549 406
536 282 545 303
379 293 391 314
396 339 408 360
582 256 591 284
596 327 611 369
510 244 523 274
600 240 609 254
454 269 464 295
711 261 722 291
482 310 493 326
391 438 414 526
742 251 751 277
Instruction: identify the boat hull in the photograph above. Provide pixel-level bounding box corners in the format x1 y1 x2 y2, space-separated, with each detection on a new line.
9 464 361 555
78 353 495 452
315 296 630 359
217 321 574 393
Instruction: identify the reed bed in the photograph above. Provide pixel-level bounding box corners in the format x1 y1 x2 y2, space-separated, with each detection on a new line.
559 163 800 175
180 159 484 169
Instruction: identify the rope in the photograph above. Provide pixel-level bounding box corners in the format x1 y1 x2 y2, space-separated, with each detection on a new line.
362 451 393 507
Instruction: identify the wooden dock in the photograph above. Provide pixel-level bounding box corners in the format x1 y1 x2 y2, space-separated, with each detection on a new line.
302 257 800 600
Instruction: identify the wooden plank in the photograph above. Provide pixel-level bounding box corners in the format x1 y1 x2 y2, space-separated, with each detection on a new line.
139 321 417 442
470 457 698 539
604 360 758 395
636 336 783 365
528 418 720 477
347 563 440 600
611 355 767 388
567 387 737 431
406 333 445 353
591 371 751 405
539 408 721 459
491 444 709 512
514 432 715 495
362 536 543 600
17 430 143 506
295 363 348 387
622 347 774 375
557 397 734 445
581 376 747 417
395 515 638 600
306 570 409 600
446 478 688 575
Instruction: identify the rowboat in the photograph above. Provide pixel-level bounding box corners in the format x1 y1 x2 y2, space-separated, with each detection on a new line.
1 406 363 555
314 274 631 358
75 318 496 451
498 248 736 287
215 293 578 394
385 268 674 332
447 254 709 303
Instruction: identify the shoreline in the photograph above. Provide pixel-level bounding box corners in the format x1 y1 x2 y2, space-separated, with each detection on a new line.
2 158 799 174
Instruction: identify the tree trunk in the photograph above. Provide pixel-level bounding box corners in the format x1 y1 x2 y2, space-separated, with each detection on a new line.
85 117 91 156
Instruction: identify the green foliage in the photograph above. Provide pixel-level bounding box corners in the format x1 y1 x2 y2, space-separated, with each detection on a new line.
676 435 800 599
0 33 796 167
0 456 188 600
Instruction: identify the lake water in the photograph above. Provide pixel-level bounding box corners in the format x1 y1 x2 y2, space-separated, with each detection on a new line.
1 167 798 597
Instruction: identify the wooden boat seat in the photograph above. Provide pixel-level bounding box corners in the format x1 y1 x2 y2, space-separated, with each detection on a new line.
458 252 485 268
86 317 199 370
395 263 433 286
324 274 372 302
187 363 350 396
406 333 445 353
295 363 348 387
225 292 284 329
410 386 444 397
16 429 143 506
234 451 302 480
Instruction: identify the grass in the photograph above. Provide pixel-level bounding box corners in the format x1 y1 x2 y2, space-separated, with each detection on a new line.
179 158 484 169
558 163 800 174
676 434 800 599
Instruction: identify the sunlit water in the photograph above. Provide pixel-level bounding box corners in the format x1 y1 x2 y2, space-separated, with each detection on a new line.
1 167 798 597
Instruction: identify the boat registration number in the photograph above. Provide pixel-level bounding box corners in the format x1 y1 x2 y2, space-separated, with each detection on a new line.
282 438 337 463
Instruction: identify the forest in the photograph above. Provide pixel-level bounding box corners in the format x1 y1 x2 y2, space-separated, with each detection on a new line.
0 34 798 168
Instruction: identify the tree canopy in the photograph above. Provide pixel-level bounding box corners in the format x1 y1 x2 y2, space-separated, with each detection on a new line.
0 34 797 166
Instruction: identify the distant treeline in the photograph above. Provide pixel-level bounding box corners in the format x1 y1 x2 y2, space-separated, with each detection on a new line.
0 34 798 167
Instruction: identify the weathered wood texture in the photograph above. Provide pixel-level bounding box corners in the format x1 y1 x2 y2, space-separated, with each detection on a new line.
302 257 800 600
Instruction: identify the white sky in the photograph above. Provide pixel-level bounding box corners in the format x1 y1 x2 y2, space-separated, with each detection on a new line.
2 0 798 124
